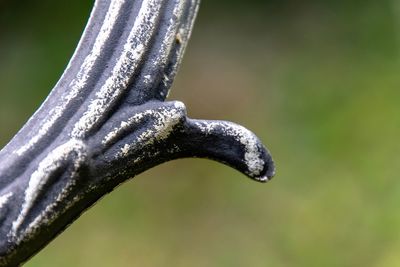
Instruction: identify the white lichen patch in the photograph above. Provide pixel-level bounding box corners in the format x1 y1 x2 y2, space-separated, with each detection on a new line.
152 1 185 67
103 110 153 146
72 0 162 138
120 144 131 155
194 121 265 178
143 75 152 84
116 102 186 158
162 74 170 87
136 0 186 95
66 0 126 98
0 192 13 210
11 139 87 239
15 0 125 156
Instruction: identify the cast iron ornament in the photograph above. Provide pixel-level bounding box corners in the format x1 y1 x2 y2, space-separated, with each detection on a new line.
0 0 275 265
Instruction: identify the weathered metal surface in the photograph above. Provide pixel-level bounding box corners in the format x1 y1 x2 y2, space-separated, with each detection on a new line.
0 0 275 265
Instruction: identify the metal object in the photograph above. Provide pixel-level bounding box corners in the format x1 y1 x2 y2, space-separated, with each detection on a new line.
0 0 275 265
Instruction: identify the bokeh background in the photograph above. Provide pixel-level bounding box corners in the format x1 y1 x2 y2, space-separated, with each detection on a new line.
1 0 400 266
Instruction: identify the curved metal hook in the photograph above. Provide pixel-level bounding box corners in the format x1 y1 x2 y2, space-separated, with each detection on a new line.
0 0 275 265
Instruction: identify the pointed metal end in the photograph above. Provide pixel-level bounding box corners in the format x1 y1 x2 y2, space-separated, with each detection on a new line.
180 118 276 183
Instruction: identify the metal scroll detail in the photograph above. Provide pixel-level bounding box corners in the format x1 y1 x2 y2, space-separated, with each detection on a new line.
0 0 275 265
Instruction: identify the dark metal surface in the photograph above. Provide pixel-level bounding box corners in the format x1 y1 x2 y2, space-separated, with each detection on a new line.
0 0 275 265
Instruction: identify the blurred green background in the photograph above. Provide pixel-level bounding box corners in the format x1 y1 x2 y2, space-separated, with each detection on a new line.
1 0 400 266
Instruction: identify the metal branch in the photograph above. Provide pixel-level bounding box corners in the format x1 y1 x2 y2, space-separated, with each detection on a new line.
0 0 275 265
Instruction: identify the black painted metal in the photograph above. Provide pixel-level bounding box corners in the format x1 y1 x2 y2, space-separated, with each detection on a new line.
0 0 275 265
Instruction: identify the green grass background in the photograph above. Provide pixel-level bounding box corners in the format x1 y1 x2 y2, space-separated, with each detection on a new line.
1 0 400 266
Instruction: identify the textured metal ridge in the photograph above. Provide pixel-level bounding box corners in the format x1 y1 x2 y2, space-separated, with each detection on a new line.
0 0 274 265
